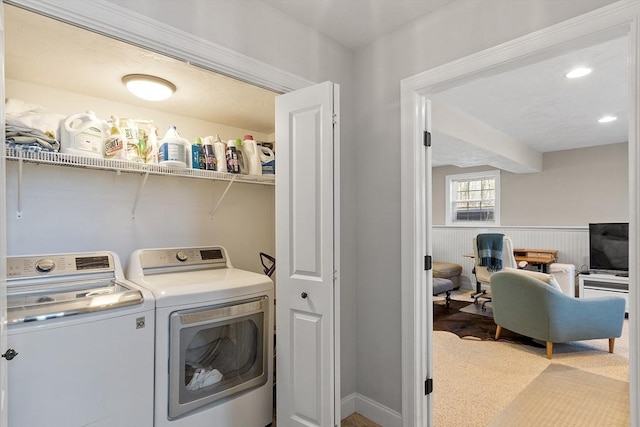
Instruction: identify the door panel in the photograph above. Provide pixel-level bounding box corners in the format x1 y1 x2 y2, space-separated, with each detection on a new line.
276 81 339 427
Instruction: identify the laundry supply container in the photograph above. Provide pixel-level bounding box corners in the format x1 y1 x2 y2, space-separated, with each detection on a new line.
550 263 576 297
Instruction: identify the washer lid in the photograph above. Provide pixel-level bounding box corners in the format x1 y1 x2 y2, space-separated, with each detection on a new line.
6 278 144 325
129 268 273 307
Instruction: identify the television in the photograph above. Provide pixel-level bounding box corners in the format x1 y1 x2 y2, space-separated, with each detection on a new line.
589 222 629 273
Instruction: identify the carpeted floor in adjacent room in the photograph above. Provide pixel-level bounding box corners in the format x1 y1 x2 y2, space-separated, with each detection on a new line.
432 292 629 427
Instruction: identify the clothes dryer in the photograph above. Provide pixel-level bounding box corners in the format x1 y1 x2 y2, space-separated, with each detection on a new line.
5 251 155 427
126 246 274 427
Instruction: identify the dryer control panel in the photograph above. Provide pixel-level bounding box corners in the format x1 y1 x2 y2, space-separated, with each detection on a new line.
127 246 229 277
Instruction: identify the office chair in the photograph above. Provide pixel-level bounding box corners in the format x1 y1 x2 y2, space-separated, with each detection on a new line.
472 233 525 311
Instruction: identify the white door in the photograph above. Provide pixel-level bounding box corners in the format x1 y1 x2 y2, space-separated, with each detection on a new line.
276 81 340 427
0 2 8 424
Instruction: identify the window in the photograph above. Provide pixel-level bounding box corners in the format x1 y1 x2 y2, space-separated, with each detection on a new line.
445 170 500 225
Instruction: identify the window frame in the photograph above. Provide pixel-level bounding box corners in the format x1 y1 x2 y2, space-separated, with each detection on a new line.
445 170 501 226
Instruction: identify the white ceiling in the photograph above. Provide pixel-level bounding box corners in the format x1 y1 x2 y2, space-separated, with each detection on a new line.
4 3 630 172
262 0 455 50
4 4 279 135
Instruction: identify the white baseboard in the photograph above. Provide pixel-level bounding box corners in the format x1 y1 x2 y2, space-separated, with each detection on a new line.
341 393 402 427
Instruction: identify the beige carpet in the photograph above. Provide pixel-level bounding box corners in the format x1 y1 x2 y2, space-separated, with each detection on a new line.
487 364 629 426
433 312 629 426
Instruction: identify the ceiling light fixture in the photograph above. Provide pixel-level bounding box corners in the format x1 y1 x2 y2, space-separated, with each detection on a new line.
598 115 618 123
122 74 176 101
565 67 592 79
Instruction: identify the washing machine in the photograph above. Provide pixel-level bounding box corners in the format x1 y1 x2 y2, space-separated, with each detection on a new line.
126 246 274 427
5 251 155 427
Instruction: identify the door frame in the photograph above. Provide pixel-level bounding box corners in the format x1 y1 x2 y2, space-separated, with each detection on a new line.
400 2 640 426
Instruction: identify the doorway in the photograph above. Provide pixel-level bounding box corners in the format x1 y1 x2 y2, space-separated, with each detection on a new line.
400 2 639 426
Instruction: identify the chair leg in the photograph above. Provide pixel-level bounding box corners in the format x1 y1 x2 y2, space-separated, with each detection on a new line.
546 342 553 359
495 325 502 340
445 290 451 308
609 338 616 353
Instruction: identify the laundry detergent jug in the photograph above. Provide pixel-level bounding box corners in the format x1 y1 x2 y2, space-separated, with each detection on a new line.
158 126 189 168
60 111 107 158
242 135 262 175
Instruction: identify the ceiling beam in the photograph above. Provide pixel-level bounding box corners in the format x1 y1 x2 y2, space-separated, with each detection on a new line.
431 100 542 174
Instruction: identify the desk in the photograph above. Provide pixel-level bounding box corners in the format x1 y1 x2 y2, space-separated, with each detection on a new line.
513 249 558 273
464 248 558 273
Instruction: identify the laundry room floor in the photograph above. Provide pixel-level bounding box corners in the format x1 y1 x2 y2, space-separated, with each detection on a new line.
341 413 381 427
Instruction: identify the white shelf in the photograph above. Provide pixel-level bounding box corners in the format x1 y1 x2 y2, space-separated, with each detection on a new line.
5 147 275 185
6 147 274 219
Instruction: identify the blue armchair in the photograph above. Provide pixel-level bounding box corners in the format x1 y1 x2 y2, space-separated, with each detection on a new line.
489 270 626 359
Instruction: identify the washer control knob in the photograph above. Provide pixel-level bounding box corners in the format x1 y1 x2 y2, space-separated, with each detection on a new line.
35 259 55 273
301 292 308 299
176 251 189 262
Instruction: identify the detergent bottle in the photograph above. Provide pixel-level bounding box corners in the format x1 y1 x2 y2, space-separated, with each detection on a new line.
213 135 227 172
202 136 216 171
193 137 206 169
234 138 249 174
104 116 127 160
158 125 188 168
242 135 262 175
226 139 240 173
259 144 275 174
60 111 107 158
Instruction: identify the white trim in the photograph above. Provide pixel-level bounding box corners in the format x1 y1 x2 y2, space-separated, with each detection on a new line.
341 393 402 427
5 0 314 94
401 1 640 426
340 393 357 418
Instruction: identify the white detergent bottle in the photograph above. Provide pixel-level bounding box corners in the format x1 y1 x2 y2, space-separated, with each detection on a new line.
60 111 107 158
259 145 275 174
158 125 188 168
242 135 262 175
213 134 227 172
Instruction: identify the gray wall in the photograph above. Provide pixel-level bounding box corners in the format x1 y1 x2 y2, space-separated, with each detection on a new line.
7 0 358 401
5 0 623 418
433 143 629 226
352 0 617 413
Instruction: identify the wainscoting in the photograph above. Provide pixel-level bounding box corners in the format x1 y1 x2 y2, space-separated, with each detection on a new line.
432 226 588 289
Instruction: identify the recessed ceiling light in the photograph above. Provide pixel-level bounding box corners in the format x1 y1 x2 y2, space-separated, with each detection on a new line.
122 74 176 101
598 115 618 123
565 67 592 79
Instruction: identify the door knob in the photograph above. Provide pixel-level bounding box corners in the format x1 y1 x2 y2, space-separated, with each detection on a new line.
301 292 308 299
2 348 18 361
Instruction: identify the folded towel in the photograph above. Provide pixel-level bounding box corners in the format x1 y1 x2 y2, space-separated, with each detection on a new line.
186 368 223 391
5 98 65 138
477 233 505 272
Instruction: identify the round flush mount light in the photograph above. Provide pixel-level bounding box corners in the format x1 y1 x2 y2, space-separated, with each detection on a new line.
598 115 618 123
565 67 592 79
122 74 176 101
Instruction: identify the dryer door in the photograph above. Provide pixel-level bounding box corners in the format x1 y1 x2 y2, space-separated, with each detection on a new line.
168 296 269 419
